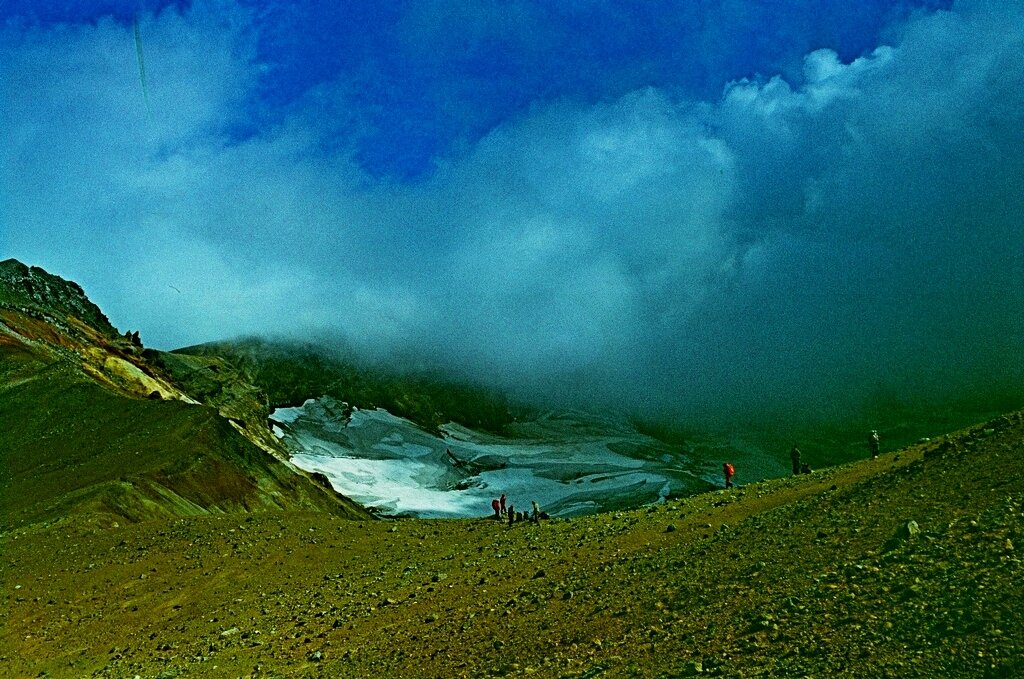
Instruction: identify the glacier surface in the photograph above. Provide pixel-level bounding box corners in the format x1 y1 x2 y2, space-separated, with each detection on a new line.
271 397 714 518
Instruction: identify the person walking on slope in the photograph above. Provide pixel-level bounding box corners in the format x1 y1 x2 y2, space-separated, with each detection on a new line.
723 462 735 489
869 430 880 460
790 445 802 476
491 498 501 519
499 493 507 517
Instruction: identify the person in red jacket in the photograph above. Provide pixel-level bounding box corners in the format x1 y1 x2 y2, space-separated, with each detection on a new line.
491 498 501 519
723 462 735 489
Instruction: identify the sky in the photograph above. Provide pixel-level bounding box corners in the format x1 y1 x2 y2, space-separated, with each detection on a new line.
1 0 1022 422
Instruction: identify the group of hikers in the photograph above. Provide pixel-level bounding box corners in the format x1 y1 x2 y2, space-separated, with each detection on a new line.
490 493 547 525
721 429 882 489
481 431 883 509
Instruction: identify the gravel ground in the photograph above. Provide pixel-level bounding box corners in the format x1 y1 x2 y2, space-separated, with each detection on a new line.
2 412 1021 678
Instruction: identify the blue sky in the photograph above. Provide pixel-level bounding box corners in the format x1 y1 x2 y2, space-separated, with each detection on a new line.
0 0 953 178
1 0 1021 419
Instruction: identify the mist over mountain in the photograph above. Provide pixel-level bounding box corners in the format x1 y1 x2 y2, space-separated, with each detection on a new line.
2 1 1021 425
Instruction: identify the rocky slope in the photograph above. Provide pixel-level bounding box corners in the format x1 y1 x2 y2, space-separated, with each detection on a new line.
0 259 118 339
1 409 1020 677
0 260 367 527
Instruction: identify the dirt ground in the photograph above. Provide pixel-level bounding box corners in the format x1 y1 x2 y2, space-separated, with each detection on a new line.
2 412 1022 678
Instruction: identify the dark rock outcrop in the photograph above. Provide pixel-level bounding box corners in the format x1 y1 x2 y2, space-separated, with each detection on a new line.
0 258 118 337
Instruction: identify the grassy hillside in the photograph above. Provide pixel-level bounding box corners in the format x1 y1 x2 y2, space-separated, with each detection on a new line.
2 409 1020 677
0 369 364 528
0 262 369 525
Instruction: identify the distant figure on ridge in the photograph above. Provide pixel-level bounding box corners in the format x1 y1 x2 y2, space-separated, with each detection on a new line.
531 500 542 524
499 493 507 517
491 498 501 519
869 430 880 460
507 505 515 527
723 462 735 489
790 445 802 476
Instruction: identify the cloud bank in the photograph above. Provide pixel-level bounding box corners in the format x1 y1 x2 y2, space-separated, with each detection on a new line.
1 1 1021 422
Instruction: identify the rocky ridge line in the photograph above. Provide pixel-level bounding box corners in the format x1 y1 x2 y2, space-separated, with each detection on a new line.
0 258 118 338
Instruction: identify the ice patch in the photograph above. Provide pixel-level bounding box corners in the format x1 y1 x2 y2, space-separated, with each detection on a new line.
271 399 711 518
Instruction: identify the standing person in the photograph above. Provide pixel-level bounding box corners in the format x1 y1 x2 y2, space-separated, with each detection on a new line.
723 462 735 489
507 505 515 527
870 430 880 460
790 445 802 476
499 493 507 517
491 498 501 519
531 500 542 524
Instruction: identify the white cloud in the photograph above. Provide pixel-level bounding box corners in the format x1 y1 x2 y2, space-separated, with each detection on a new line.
2 0 1022 420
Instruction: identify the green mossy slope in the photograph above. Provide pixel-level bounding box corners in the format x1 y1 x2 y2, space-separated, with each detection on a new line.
1 260 370 526
0 368 365 528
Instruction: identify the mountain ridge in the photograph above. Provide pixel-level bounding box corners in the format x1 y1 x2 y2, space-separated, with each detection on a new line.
0 259 368 526
0 258 118 339
176 336 518 435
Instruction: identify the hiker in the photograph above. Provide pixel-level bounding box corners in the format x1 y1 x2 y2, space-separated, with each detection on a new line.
723 462 735 489
491 498 501 519
499 493 507 516
870 430 880 459
531 501 542 524
790 445 802 476
507 505 515 527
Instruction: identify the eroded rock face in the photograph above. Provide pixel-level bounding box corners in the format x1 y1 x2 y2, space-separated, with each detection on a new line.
0 258 118 337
